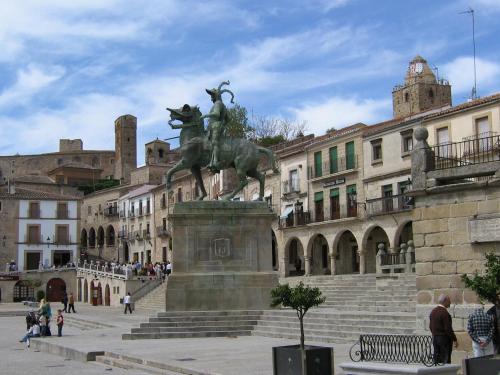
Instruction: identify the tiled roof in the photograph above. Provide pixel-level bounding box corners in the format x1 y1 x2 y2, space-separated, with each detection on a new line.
13 175 56 184
423 92 500 121
0 187 80 201
119 184 157 200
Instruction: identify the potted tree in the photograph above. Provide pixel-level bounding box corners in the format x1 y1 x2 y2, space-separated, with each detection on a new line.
270 282 333 375
461 252 500 371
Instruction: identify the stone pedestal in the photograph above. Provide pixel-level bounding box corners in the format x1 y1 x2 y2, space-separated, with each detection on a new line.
165 201 279 311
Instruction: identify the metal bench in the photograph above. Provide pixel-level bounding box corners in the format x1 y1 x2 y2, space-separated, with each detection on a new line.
349 334 437 367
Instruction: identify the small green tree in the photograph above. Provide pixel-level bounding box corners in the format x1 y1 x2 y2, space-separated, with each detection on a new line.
461 252 500 305
270 282 326 350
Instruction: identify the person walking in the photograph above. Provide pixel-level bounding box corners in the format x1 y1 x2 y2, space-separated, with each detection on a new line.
468 306 495 357
123 292 132 314
166 261 172 276
67 292 76 313
56 309 64 337
62 292 68 313
429 294 457 364
487 303 500 354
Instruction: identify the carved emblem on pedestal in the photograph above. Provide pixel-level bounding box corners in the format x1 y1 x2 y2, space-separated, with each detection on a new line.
213 238 231 258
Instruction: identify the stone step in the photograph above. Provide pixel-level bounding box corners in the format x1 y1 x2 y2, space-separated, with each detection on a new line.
64 316 115 331
156 310 263 318
252 324 414 337
132 324 256 333
149 314 262 323
143 318 259 327
122 330 252 340
251 330 356 344
257 316 413 327
255 320 412 331
261 309 415 320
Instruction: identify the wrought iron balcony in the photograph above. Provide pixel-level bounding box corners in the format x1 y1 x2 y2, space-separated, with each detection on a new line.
156 226 169 237
365 193 414 216
279 211 311 228
282 179 300 194
308 155 358 180
103 206 118 217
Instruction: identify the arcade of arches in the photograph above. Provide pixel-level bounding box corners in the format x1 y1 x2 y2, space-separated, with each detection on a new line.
280 220 413 277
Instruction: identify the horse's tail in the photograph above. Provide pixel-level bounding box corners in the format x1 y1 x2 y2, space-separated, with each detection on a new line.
257 146 280 174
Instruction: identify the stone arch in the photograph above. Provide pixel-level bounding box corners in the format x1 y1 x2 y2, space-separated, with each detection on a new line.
394 220 413 250
362 225 391 274
106 225 115 247
97 226 105 248
81 229 88 248
13 280 34 302
306 233 330 275
83 279 88 303
285 237 305 276
271 230 278 271
332 230 359 275
89 228 96 248
46 278 66 302
105 284 111 306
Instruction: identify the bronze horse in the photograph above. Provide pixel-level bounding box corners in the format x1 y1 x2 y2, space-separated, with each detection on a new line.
165 104 279 201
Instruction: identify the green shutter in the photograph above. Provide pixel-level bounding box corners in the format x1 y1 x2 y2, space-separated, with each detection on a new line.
314 151 322 177
329 147 338 174
346 141 355 169
330 188 339 198
314 191 324 202
346 184 356 194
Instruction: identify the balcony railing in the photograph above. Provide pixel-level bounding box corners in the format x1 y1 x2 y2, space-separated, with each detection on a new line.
54 236 71 245
365 193 414 216
25 235 42 244
279 211 311 228
104 206 118 217
119 210 125 217
143 230 151 239
282 180 300 194
310 208 358 223
156 226 169 237
134 230 143 240
308 155 358 179
118 230 128 239
432 133 500 170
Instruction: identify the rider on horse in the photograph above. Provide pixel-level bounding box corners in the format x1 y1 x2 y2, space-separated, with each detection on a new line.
201 81 234 172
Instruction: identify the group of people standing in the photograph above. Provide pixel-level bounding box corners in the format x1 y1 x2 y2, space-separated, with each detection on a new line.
20 299 65 347
430 294 499 364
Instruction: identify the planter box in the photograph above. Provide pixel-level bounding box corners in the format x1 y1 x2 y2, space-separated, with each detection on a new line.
463 354 500 375
273 345 334 375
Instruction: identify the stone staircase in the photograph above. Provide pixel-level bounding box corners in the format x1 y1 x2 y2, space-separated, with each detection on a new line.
251 273 417 344
134 281 167 312
122 310 262 340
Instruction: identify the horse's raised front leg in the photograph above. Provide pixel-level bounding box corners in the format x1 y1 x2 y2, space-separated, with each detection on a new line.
165 159 188 192
222 169 248 201
190 166 207 200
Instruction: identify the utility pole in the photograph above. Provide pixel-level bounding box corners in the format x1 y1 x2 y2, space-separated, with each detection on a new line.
460 7 478 99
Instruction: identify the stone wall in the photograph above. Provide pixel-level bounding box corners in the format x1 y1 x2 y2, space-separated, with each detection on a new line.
0 198 19 268
413 181 500 358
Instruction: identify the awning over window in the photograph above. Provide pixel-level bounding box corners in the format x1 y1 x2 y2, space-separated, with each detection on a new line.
280 206 294 219
314 191 324 202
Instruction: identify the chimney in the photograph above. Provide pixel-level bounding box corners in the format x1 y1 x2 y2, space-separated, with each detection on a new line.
7 179 15 195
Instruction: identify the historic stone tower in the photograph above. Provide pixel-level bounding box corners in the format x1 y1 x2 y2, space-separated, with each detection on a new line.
114 115 137 183
145 139 170 165
392 55 452 118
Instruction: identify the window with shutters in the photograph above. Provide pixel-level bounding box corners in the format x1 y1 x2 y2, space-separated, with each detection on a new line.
329 146 338 174
314 151 322 178
314 191 324 222
345 141 355 169
346 184 357 217
330 188 340 220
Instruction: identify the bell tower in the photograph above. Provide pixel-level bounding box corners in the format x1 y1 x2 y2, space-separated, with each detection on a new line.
392 56 452 118
114 114 137 183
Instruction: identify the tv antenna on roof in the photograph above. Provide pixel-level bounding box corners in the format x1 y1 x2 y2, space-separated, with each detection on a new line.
459 7 478 100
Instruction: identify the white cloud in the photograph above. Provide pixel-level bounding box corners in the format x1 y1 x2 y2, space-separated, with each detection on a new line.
288 97 392 135
441 56 500 95
0 64 65 108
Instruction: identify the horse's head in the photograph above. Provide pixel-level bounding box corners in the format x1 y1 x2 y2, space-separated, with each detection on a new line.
167 104 202 126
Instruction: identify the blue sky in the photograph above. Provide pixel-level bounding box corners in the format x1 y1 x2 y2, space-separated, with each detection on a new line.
1 0 499 164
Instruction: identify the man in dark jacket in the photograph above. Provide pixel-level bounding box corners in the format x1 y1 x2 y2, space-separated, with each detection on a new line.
487 303 500 354
429 294 458 364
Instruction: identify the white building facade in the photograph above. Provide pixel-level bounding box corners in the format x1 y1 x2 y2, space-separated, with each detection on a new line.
18 198 78 271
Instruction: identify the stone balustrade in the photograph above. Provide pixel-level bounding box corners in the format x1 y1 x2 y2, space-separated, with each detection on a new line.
376 241 415 274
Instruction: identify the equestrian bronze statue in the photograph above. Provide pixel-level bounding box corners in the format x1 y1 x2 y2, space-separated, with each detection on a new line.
165 81 278 201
